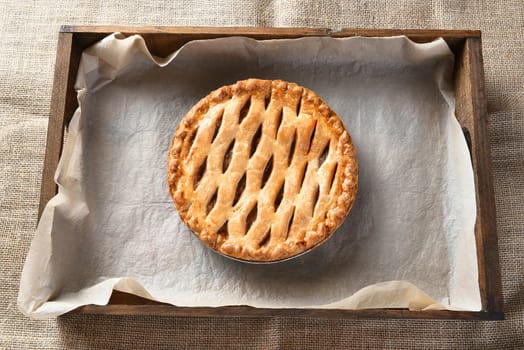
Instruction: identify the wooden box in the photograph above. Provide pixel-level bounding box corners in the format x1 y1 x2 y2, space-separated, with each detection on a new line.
40 26 503 320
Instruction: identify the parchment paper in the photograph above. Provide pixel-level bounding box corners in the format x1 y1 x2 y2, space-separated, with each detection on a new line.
18 34 481 319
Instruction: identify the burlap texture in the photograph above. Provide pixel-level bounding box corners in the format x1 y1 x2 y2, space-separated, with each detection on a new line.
1 1 522 348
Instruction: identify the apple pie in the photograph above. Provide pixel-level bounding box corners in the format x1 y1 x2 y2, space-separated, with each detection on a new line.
168 79 358 262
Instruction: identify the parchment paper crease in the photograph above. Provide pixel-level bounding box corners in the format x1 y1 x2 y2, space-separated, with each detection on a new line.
18 34 481 319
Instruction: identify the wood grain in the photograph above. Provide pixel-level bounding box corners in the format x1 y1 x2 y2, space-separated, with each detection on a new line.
61 25 480 39
39 27 502 320
66 26 329 59
454 38 504 319
464 38 503 316
77 291 502 320
38 32 79 218
61 25 328 35
62 26 479 58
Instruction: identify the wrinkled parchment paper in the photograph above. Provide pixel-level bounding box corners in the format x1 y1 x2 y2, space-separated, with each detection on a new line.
18 34 481 319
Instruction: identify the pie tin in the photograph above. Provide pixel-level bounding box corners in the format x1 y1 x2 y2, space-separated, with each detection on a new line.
190 229 334 265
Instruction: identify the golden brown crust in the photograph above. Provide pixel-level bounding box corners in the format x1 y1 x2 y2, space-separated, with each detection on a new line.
168 79 358 262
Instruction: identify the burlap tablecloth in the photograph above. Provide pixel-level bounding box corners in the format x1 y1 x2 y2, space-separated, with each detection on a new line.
1 1 522 348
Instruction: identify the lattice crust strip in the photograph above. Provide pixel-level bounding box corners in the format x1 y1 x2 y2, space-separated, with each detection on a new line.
168 79 358 261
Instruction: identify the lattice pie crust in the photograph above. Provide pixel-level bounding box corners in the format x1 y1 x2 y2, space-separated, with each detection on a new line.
168 79 358 261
